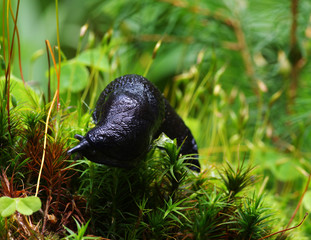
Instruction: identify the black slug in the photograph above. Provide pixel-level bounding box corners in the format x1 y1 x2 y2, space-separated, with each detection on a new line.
68 74 200 172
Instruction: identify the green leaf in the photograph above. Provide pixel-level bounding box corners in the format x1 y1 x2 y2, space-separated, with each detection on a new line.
76 47 109 72
16 196 42 216
0 197 16 217
154 133 174 148
276 161 301 181
51 61 89 93
0 75 40 109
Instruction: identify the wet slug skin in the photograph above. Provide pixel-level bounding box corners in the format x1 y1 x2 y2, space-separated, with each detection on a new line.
68 74 200 172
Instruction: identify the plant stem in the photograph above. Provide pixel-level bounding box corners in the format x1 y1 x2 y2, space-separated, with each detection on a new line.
35 90 58 197
8 0 24 85
45 41 51 102
287 0 304 110
55 0 61 110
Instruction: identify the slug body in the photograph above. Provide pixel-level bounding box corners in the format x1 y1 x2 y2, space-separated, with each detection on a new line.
68 74 200 171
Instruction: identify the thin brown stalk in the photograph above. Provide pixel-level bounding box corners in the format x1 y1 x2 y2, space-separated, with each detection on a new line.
273 172 311 238
288 0 304 109
4 0 21 139
158 0 234 27
5 0 11 137
231 19 257 94
157 0 258 96
286 173 311 228
2 0 6 63
9 0 25 85
6 0 20 77
46 39 60 105
289 0 299 103
5 0 10 65
45 41 51 102
290 0 298 50
42 196 52 233
259 213 308 240
5 218 8 239
46 40 60 86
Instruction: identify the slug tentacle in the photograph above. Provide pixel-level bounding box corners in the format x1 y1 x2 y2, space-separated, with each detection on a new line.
74 134 84 141
68 74 200 172
67 138 90 155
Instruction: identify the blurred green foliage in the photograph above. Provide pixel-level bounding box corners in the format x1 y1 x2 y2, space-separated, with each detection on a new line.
1 0 311 238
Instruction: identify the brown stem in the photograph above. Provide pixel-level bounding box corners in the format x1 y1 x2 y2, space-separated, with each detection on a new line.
2 0 6 63
158 0 258 96
45 41 51 102
9 0 25 85
290 0 298 48
288 0 304 109
5 0 21 139
259 213 308 240
42 195 51 234
5 217 8 239
231 19 258 96
273 173 311 238
6 0 20 77
158 0 234 27
286 173 311 229
55 171 62 215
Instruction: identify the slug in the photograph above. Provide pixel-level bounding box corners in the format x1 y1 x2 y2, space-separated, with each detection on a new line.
67 74 200 172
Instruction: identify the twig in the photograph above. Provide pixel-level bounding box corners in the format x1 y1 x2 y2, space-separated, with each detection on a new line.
5 0 21 138
2 0 6 63
9 0 24 85
5 0 11 138
42 196 51 233
288 0 305 109
287 173 311 228
258 212 308 240
290 0 299 49
272 172 311 239
6 0 20 77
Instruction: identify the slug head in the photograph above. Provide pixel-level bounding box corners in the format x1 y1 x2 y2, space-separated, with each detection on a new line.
67 123 152 168
67 135 99 163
